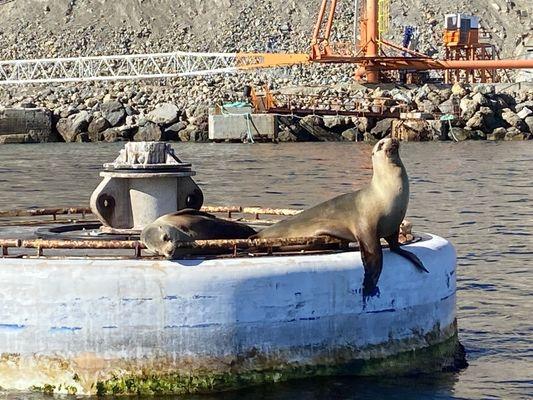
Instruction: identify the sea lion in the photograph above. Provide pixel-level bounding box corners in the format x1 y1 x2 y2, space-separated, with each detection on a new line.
141 209 257 259
252 137 428 297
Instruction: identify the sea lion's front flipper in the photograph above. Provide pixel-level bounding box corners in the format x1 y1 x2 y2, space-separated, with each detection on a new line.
358 233 383 298
313 226 355 242
385 231 429 273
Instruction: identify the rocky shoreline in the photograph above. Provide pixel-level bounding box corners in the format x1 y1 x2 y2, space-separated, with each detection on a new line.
1 81 532 144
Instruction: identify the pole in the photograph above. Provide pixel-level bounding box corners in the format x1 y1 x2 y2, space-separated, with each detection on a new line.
365 0 379 82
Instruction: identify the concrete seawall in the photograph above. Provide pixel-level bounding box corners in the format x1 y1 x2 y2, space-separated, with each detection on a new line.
0 108 54 143
0 234 462 395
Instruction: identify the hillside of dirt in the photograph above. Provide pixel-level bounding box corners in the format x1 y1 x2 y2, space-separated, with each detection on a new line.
0 0 531 144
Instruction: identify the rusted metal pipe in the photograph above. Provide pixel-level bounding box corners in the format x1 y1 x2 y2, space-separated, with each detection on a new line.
3 239 144 250
365 0 379 83
312 0 329 45
324 0 338 43
0 207 91 218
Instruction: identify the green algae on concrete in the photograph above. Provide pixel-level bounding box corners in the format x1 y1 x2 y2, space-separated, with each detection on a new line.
95 334 467 396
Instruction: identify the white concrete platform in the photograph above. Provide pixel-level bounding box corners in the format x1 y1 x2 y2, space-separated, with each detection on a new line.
0 234 459 395
208 107 277 141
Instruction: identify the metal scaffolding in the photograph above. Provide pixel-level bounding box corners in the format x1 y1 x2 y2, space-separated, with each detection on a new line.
0 52 240 85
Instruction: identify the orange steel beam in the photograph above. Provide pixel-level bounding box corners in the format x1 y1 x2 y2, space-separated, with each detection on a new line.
312 0 329 45
324 0 338 43
236 53 309 69
366 58 533 71
365 0 379 82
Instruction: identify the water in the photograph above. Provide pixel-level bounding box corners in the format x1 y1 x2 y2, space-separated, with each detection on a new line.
0 141 532 399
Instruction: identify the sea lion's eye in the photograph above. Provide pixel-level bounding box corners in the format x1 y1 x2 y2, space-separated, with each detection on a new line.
377 142 384 151
162 234 170 242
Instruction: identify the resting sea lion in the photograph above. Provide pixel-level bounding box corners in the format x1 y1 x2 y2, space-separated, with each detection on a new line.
141 209 257 259
252 138 428 297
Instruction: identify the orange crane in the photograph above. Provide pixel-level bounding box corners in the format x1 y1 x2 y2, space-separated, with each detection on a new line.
293 0 533 83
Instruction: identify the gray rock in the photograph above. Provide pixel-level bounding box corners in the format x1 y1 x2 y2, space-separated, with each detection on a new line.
460 98 478 121
101 128 122 142
165 121 188 134
501 108 528 132
438 98 458 115
133 122 163 141
278 128 298 142
100 101 126 127
487 127 507 141
370 118 395 139
56 111 91 142
341 128 358 141
516 101 533 114
472 92 489 106
517 107 532 120
472 85 495 95
465 107 500 133
504 127 526 141
147 103 180 125
323 116 345 129
88 117 110 142
449 127 473 141
525 116 533 134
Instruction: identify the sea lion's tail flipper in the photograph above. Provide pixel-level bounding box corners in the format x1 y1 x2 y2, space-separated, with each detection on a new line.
359 234 383 298
385 232 429 273
392 247 429 273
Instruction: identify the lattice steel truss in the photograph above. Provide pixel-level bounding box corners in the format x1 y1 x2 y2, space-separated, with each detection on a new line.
0 52 240 85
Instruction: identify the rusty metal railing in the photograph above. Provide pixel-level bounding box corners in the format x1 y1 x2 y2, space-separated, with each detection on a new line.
0 205 350 259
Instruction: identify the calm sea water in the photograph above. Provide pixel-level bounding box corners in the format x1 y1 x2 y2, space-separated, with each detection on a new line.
0 141 531 399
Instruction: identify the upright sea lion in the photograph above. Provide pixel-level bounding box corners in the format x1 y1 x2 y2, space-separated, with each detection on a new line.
141 209 257 259
252 138 428 297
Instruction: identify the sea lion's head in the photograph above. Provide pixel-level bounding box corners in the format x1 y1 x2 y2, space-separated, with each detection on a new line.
140 222 193 259
371 138 401 166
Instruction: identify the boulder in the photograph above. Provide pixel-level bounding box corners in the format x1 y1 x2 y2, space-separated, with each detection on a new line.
341 128 359 141
451 82 468 97
472 85 495 95
525 116 533 134
516 100 533 114
465 107 500 132
147 103 180 125
370 118 395 139
438 98 458 115
356 116 373 133
449 127 473 141
517 107 532 120
278 128 298 142
501 108 528 132
323 116 346 129
460 97 478 121
472 92 489 106
133 122 164 141
88 117 110 142
487 127 507 141
56 111 91 142
504 127 526 141
392 119 431 142
101 128 122 142
100 101 126 127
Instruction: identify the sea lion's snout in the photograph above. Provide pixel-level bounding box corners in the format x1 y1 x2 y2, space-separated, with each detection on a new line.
372 138 400 157
385 138 400 156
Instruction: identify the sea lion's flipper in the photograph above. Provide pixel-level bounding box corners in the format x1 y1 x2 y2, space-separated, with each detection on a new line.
358 233 383 298
313 227 355 242
385 231 429 273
